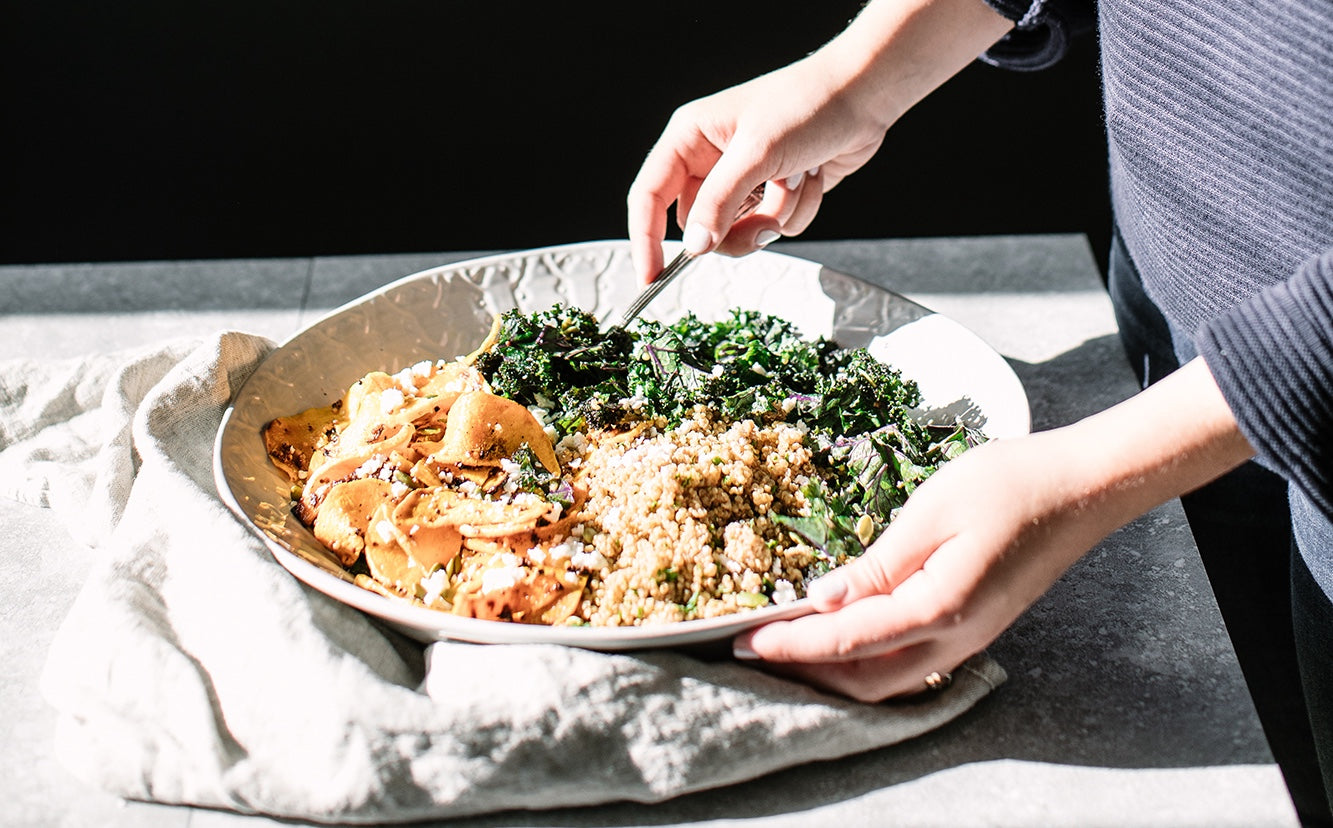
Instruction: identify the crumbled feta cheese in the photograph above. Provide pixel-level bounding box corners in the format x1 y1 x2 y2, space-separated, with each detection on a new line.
546 535 582 560
556 431 587 455
379 387 406 414
481 566 520 594
771 579 798 605
420 567 449 605
355 457 385 478
374 520 395 542
571 547 608 571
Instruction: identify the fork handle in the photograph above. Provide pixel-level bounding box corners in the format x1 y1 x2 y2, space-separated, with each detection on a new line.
619 184 768 327
618 249 695 326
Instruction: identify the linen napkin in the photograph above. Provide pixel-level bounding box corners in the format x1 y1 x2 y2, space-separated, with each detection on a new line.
4 331 1006 824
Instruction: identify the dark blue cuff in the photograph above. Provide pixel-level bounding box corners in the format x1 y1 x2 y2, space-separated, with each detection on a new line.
979 0 1096 72
1198 249 1333 523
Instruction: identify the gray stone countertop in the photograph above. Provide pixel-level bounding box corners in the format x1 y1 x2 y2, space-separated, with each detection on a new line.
0 235 1300 826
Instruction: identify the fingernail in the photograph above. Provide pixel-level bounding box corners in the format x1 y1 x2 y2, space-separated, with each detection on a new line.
785 172 804 189
807 575 846 605
682 223 712 255
733 638 760 660
807 166 820 178
755 229 781 247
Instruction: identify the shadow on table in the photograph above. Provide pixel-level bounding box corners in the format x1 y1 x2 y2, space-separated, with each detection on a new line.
1006 333 1139 430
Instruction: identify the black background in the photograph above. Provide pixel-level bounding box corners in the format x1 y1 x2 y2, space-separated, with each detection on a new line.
2 2 1109 270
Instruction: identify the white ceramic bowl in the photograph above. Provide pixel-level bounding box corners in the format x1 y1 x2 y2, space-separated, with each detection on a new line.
214 241 1030 650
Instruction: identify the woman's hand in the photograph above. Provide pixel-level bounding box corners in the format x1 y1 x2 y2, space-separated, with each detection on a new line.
626 0 1016 283
735 430 1104 701
734 358 1255 702
625 53 887 282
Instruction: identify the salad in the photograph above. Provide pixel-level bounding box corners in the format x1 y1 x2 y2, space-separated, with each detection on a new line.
262 306 983 626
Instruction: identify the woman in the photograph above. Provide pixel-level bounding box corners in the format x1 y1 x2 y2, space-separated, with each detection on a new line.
626 0 1333 822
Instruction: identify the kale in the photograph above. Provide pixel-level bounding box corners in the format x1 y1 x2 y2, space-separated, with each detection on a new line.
805 349 926 441
773 479 868 576
628 309 837 426
507 444 574 507
475 305 636 434
783 421 987 563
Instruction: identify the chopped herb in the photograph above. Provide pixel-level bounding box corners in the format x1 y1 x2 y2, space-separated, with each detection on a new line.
682 590 700 614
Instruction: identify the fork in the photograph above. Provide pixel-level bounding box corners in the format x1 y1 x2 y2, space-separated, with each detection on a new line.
618 183 768 327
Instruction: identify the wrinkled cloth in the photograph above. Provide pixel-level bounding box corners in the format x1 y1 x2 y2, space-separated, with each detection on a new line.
1 331 1005 824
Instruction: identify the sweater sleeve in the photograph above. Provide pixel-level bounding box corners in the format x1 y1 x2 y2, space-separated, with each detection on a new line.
1197 248 1333 522
979 0 1096 71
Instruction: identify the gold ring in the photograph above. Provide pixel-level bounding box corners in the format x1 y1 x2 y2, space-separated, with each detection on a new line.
924 671 953 692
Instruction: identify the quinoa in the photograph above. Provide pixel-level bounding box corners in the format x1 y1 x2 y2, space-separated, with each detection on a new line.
559 409 817 626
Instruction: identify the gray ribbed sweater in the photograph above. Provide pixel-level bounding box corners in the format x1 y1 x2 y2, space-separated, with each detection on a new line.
984 0 1333 528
